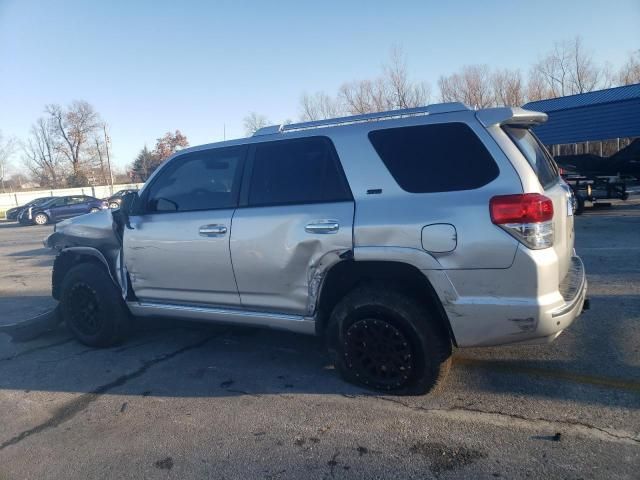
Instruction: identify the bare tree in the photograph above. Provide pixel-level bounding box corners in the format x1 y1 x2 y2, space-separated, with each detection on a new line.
384 46 430 109
534 37 604 97
568 37 602 93
0 131 17 192
22 117 65 187
243 112 270 135
525 68 554 101
46 100 101 185
492 69 525 106
300 91 343 121
339 79 389 114
618 50 640 85
300 47 430 120
438 65 494 108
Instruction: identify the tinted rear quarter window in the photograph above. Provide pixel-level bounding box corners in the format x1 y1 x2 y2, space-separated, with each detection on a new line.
503 126 559 189
368 122 499 193
248 136 351 206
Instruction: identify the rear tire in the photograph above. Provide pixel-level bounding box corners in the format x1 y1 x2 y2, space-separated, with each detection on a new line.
327 284 452 395
60 263 130 347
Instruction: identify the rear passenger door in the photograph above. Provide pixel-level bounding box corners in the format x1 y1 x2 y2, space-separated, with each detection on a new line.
230 136 354 315
52 197 76 219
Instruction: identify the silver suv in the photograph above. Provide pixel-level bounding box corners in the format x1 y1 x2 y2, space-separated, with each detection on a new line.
46 103 588 394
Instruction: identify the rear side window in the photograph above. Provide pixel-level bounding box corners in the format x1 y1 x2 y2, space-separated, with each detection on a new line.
144 146 244 212
368 123 499 193
248 137 351 206
503 127 559 189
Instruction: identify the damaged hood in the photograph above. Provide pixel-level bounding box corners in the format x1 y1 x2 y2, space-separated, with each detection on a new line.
45 210 121 251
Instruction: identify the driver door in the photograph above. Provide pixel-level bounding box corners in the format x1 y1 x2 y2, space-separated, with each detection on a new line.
124 146 246 307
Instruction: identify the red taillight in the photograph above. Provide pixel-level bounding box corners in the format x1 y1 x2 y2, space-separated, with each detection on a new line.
490 193 554 224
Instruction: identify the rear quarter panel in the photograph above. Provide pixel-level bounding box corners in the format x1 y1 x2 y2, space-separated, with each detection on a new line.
329 114 523 269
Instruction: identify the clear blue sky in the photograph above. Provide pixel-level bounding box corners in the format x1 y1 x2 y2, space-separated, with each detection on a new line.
1 0 638 171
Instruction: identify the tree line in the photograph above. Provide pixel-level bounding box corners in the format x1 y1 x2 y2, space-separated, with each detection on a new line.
0 101 189 192
243 38 639 130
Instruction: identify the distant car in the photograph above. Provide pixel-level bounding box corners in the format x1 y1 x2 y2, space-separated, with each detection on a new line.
6 197 54 221
105 189 138 209
18 195 108 225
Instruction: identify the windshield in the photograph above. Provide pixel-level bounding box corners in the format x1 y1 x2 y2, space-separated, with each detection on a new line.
503 126 559 189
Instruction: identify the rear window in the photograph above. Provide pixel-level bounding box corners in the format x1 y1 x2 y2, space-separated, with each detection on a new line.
503 127 559 189
368 123 499 193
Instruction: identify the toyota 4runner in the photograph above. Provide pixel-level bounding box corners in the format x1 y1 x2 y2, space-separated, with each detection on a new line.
46 102 588 394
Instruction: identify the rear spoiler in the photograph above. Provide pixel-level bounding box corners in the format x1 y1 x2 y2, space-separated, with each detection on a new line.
476 107 547 128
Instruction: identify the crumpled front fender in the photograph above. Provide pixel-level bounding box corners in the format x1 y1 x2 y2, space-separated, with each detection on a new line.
46 209 127 299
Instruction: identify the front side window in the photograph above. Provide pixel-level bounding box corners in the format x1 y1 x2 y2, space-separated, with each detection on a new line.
248 137 351 206
368 122 500 193
145 146 244 213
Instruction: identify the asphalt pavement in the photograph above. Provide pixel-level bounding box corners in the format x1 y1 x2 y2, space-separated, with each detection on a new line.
0 202 638 479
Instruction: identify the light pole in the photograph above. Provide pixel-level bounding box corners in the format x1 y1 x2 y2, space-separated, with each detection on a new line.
103 124 114 192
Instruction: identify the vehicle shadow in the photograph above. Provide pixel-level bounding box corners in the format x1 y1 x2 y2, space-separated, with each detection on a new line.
0 310 638 409
6 248 55 258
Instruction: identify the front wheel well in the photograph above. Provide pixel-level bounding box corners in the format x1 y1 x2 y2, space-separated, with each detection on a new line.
52 251 110 300
315 260 456 346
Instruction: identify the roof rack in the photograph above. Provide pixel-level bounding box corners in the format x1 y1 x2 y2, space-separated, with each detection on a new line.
253 102 469 136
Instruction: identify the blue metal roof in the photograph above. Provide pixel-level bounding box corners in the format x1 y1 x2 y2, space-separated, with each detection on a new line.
521 84 640 144
523 83 640 112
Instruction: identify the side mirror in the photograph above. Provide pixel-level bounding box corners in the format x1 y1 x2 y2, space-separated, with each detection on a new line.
115 191 139 230
120 191 140 215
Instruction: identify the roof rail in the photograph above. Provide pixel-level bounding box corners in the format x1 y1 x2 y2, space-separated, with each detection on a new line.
253 102 469 136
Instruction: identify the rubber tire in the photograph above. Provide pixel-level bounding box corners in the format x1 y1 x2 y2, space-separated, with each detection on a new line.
575 195 585 215
60 262 130 347
34 212 49 225
327 284 452 395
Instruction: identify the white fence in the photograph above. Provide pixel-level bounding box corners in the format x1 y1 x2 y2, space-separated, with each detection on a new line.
0 183 144 212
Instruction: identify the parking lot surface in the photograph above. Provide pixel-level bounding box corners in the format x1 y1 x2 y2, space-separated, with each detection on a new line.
0 204 639 479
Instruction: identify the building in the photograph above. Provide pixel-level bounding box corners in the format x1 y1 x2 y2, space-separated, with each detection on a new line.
523 83 640 157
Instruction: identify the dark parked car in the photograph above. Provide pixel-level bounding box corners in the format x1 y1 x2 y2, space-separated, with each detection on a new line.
6 196 54 221
18 195 108 225
105 189 138 209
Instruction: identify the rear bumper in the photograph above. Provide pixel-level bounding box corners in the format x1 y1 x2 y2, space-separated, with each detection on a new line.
441 252 587 347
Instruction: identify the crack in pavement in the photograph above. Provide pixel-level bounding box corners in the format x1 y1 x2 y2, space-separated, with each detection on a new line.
0 334 217 451
371 396 640 446
0 338 74 363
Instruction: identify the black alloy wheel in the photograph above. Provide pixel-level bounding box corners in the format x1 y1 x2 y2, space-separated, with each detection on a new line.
343 318 414 390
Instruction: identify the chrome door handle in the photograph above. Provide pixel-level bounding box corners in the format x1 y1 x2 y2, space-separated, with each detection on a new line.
305 220 339 234
199 224 227 237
